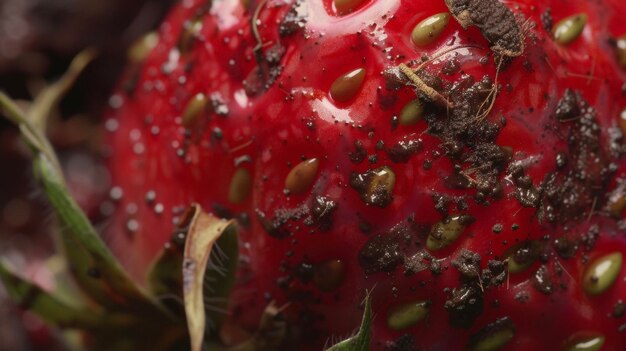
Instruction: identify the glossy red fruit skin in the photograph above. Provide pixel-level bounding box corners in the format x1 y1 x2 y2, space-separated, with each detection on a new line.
104 0 626 349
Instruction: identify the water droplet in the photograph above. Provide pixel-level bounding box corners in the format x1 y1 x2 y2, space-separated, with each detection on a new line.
334 0 366 16
553 14 587 45
109 186 123 201
285 158 320 195
330 68 366 103
229 168 253 204
126 219 139 233
105 119 119 132
583 252 622 295
154 203 165 215
109 94 124 109
145 190 157 204
411 13 450 47
387 301 429 330
133 142 145 155
399 99 424 126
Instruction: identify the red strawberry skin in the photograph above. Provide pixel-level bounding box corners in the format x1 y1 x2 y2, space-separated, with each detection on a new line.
104 0 626 349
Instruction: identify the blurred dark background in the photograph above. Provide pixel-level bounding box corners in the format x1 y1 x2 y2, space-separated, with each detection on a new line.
0 0 175 349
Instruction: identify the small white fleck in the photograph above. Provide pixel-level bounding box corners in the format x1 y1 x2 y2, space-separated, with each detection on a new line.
109 187 123 201
109 94 124 109
105 119 119 132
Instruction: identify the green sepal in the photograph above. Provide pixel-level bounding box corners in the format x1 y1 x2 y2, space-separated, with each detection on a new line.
33 153 167 315
0 260 100 328
326 293 372 351
148 240 185 309
226 301 289 351
203 220 239 331
173 204 239 351
0 50 173 318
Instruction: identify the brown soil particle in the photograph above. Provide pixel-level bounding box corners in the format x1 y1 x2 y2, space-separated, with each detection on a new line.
445 0 524 57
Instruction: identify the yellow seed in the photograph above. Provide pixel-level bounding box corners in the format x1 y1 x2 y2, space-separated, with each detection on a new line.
182 93 207 128
553 14 587 45
617 35 626 69
387 301 429 330
399 99 424 126
583 252 622 295
334 0 366 16
426 216 466 251
228 168 252 204
411 13 450 47
563 332 605 351
285 159 320 195
313 260 346 292
330 68 366 103
128 32 159 63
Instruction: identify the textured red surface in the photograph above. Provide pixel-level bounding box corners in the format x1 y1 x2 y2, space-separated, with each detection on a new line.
105 0 626 349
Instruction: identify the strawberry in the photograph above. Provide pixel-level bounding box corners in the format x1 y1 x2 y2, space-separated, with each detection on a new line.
102 0 626 349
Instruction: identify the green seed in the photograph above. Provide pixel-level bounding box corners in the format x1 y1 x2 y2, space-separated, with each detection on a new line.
508 256 533 274
564 333 605 351
399 99 424 126
617 35 626 69
285 158 320 195
228 168 252 204
552 14 587 45
472 329 514 351
182 93 207 128
128 32 159 63
583 252 622 295
313 260 346 292
411 13 450 47
334 0 366 16
330 68 366 103
470 318 515 351
387 301 429 330
426 216 466 251
506 242 538 274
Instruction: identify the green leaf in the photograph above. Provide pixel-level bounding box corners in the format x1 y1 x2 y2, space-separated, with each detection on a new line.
326 293 372 351
181 204 238 351
0 260 100 328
